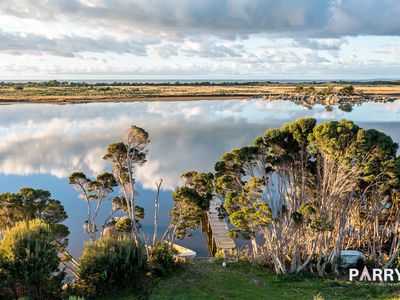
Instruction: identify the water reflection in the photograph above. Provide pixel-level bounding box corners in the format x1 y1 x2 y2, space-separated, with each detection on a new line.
0 99 399 256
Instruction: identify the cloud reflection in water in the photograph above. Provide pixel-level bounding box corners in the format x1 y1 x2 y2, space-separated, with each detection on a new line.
0 99 399 256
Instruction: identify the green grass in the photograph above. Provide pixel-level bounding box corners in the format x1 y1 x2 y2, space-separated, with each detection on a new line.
99 260 399 300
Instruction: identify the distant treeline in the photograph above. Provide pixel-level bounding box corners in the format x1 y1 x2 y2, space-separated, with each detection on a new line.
1 79 400 87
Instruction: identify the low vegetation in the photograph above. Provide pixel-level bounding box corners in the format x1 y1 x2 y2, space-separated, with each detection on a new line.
73 237 146 298
0 219 64 299
101 260 399 300
1 81 400 103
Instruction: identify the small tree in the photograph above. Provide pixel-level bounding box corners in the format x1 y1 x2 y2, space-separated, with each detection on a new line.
69 172 116 240
169 171 213 241
0 219 64 299
0 188 69 249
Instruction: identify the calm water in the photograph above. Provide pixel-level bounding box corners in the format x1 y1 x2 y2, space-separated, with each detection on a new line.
0 99 399 257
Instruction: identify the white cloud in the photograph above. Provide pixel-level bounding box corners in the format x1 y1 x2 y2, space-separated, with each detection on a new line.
0 0 399 78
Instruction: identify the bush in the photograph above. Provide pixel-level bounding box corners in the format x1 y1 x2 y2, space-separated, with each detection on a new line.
294 85 304 93
338 85 355 96
115 216 133 233
304 86 316 95
0 219 64 299
74 237 145 298
149 242 177 276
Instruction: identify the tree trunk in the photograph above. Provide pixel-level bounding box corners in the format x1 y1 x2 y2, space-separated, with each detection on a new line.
153 179 162 245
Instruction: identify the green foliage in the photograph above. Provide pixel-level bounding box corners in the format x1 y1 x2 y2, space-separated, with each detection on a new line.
317 85 334 96
310 217 332 232
304 86 316 95
88 172 117 194
294 85 304 93
0 219 64 299
309 119 360 158
112 196 129 211
285 118 317 145
149 242 177 276
170 171 214 239
223 177 273 240
74 237 145 298
115 216 133 232
103 126 149 168
211 118 400 273
102 125 150 242
69 172 117 240
338 85 355 96
338 103 353 112
0 188 69 249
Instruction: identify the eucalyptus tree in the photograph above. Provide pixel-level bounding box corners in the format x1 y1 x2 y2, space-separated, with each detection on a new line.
103 126 149 242
308 120 364 274
69 172 116 240
212 118 400 275
343 129 400 268
308 120 400 271
0 188 69 250
216 118 318 273
169 171 214 242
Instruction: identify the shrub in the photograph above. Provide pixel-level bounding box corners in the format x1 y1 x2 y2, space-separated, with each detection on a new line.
304 86 316 95
294 85 304 93
338 103 353 112
74 237 145 298
0 219 64 299
338 85 355 96
149 242 177 276
115 216 133 233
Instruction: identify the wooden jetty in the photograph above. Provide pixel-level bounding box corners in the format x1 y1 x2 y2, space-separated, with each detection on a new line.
207 195 236 257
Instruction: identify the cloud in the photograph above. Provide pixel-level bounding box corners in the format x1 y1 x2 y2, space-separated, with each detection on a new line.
0 30 149 57
293 38 347 51
1 1 400 77
1 0 400 38
0 0 332 36
328 0 400 36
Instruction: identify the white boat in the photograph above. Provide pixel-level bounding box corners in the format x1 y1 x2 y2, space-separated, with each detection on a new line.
332 250 365 268
172 243 197 259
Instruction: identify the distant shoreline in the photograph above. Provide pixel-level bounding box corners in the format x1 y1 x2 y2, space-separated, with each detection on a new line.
0 82 399 105
0 95 250 105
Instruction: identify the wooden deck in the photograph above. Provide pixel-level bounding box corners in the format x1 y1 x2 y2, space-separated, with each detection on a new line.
207 195 236 251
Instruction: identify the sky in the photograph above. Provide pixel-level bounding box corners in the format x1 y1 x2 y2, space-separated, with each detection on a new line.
0 0 399 80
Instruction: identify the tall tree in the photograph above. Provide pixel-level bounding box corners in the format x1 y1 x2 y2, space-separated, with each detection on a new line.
103 126 149 243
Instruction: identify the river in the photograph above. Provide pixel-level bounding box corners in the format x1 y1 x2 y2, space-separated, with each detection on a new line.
0 99 399 257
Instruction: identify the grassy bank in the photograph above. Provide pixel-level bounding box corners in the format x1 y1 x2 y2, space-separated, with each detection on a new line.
100 260 399 300
1 83 400 103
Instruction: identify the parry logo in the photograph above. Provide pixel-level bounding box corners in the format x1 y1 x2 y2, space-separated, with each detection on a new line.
349 266 400 282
